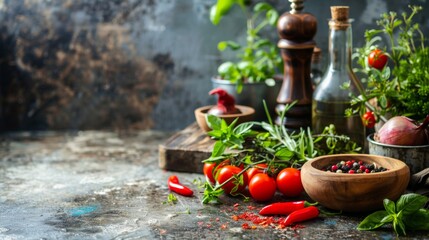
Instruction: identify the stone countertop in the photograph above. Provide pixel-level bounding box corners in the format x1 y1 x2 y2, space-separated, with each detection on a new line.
0 131 427 239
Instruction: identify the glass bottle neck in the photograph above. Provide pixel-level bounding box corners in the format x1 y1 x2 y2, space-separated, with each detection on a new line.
328 25 353 70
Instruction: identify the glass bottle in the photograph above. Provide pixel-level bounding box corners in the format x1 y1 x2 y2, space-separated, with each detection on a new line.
312 6 365 149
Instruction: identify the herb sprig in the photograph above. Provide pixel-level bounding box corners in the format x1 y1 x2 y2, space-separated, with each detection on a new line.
358 193 429 236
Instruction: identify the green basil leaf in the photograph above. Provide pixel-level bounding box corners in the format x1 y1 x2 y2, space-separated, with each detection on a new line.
396 193 428 216
218 62 236 75
206 114 222 130
211 141 227 158
380 214 394 223
275 147 294 160
207 130 223 139
384 198 396 215
357 210 390 231
403 208 429 230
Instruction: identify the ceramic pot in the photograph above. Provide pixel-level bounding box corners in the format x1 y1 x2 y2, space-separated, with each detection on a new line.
367 133 429 174
194 105 255 132
211 77 281 122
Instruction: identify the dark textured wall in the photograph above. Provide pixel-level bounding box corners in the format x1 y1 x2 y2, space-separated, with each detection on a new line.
1 0 428 131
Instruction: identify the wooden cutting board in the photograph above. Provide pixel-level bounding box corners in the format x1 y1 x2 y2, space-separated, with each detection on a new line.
158 123 215 173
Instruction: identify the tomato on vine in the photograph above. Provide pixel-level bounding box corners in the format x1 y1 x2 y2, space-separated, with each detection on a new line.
246 163 268 181
203 159 231 184
368 49 388 70
362 111 376 128
248 173 276 202
276 168 303 197
216 165 248 195
203 162 217 183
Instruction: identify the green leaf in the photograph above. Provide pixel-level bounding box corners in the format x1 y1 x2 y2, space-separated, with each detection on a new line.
207 129 223 139
217 41 241 51
266 9 279 26
237 61 252 71
211 141 227 158
206 114 222 130
275 147 294 160
233 122 254 135
396 193 428 216
378 95 388 109
218 62 236 75
403 208 429 230
210 0 236 25
384 198 396 215
357 210 390 231
254 39 271 48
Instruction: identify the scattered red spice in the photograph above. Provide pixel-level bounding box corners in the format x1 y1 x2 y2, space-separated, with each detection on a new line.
203 202 311 231
232 211 292 229
247 206 257 210
242 223 257 229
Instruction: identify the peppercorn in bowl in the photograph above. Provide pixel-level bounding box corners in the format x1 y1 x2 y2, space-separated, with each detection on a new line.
301 154 410 212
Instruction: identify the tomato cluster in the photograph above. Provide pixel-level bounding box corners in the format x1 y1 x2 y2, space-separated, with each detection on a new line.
203 161 304 202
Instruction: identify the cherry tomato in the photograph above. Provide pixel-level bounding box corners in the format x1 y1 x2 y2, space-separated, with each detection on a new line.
368 49 388 70
203 162 217 183
216 165 248 195
362 111 376 128
248 173 276 202
246 163 268 181
203 159 231 184
276 168 303 197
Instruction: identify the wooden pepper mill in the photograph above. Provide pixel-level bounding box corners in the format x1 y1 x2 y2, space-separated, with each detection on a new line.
275 0 317 129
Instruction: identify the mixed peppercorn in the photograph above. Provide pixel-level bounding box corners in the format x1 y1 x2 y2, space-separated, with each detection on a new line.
325 160 388 174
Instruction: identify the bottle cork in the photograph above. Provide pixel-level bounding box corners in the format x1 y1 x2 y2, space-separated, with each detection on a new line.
329 6 350 30
330 6 349 21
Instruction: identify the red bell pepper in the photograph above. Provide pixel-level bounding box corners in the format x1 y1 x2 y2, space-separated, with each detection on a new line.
167 175 194 197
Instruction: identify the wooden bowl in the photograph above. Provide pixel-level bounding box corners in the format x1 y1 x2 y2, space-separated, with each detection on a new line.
301 154 410 212
194 105 255 132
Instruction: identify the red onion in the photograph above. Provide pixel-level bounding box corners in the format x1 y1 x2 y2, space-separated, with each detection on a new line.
374 115 429 146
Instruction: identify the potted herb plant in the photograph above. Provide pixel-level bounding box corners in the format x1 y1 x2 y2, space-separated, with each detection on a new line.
349 5 429 173
209 0 283 121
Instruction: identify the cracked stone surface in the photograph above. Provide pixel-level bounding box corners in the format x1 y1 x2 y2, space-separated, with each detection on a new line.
0 131 427 239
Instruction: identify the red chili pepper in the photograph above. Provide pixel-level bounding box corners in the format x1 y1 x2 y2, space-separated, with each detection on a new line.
259 201 316 216
167 175 193 197
282 206 319 226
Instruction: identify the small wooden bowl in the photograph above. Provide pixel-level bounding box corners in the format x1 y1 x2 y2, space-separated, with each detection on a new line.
194 105 255 132
301 154 410 212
